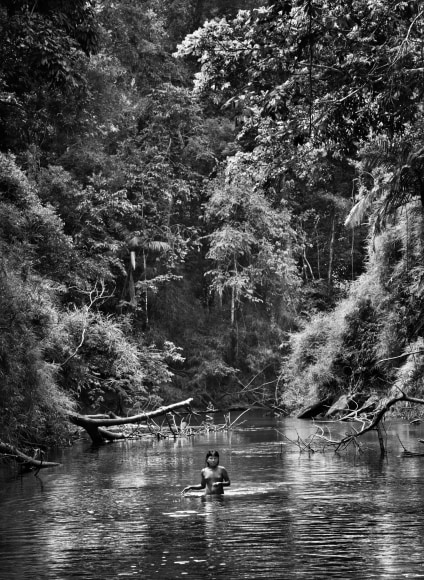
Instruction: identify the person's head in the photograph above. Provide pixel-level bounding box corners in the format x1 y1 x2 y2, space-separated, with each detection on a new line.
205 449 219 466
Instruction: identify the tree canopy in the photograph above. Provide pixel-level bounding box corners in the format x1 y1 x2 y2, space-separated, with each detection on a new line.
2 0 424 450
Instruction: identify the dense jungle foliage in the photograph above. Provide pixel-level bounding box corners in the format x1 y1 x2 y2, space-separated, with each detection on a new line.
1 0 424 449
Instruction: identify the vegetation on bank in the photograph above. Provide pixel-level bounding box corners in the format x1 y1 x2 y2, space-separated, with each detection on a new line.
1 0 424 450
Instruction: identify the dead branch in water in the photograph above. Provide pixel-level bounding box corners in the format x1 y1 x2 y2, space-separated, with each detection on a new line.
0 441 60 471
69 398 195 444
284 389 424 456
397 434 424 457
69 399 251 444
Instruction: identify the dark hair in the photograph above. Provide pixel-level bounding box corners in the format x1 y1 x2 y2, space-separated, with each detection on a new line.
205 450 219 465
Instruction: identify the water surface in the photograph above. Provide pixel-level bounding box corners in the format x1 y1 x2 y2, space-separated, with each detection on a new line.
1 414 424 579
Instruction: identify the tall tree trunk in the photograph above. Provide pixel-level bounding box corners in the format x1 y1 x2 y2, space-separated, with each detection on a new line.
231 254 236 326
314 216 321 278
143 249 148 326
328 213 335 287
231 286 235 326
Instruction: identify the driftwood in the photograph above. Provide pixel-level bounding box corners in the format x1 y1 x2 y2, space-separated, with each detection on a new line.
287 390 424 457
69 397 194 444
69 400 252 444
396 435 424 457
0 441 60 470
0 399 249 469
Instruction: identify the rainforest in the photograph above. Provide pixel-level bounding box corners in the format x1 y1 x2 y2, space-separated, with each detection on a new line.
1 0 424 452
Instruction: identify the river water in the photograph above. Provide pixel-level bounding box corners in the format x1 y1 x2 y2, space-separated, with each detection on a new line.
1 414 424 579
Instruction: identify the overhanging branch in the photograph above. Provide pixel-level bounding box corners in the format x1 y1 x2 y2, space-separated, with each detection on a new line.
287 390 424 456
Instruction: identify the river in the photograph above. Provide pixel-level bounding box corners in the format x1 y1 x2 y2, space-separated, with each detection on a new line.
1 413 424 579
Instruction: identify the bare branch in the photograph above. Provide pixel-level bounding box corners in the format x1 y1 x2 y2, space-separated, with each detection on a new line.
391 10 424 65
61 280 114 366
376 350 424 364
285 391 424 456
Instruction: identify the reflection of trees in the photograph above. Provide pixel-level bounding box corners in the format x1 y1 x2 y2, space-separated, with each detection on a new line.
281 453 375 578
281 419 424 577
363 459 424 577
6 422 424 578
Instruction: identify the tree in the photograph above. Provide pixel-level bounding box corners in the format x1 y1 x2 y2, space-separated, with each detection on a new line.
345 121 424 234
286 388 424 457
175 1 386 295
0 0 98 153
173 1 424 416
69 397 193 445
205 155 300 325
176 1 424 153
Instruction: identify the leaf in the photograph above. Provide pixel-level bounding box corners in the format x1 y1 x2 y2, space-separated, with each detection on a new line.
344 191 374 228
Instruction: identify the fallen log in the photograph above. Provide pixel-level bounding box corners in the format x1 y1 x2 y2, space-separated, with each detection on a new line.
286 390 424 457
325 394 353 417
69 397 194 444
0 441 60 470
297 396 333 419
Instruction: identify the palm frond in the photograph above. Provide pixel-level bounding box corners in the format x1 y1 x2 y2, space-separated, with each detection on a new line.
344 189 375 228
368 145 424 233
144 240 171 253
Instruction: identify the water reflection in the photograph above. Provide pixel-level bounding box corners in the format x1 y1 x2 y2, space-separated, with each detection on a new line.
2 417 424 578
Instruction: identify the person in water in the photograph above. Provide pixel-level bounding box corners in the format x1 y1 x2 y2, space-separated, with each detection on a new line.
182 450 230 495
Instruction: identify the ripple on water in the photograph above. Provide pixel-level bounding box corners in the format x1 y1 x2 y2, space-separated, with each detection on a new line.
2 417 424 579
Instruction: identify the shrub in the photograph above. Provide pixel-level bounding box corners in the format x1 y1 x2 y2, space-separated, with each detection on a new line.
0 262 75 447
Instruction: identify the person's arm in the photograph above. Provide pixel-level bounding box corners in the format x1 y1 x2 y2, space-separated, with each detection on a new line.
182 470 206 494
212 467 230 488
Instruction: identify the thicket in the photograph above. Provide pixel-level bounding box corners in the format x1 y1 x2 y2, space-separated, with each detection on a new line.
282 189 424 415
174 0 424 416
0 0 291 449
2 0 424 450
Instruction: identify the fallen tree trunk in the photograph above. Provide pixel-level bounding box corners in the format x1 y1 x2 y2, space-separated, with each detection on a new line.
297 396 333 419
287 390 424 457
69 397 194 444
339 391 423 441
0 441 60 470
